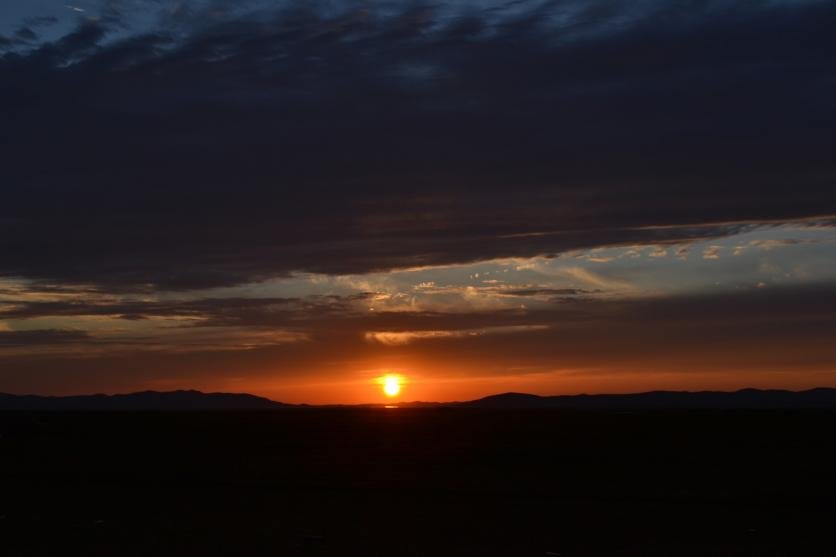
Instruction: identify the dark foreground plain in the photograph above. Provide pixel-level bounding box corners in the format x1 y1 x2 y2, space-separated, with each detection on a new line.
2 409 835 556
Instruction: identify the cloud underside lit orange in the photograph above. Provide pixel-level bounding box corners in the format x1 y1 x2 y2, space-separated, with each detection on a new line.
2 283 835 404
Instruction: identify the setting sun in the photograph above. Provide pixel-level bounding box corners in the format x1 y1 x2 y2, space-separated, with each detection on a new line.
381 374 403 397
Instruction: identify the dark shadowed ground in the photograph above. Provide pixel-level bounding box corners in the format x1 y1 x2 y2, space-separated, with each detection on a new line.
1 409 835 556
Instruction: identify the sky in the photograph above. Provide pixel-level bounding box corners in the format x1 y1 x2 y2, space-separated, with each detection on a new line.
1 0 835 403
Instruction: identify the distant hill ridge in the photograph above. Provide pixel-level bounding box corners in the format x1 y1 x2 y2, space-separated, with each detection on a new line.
1 388 836 410
461 388 836 409
0 390 287 411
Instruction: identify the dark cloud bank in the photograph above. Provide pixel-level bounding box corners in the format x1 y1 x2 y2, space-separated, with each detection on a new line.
1 0 835 291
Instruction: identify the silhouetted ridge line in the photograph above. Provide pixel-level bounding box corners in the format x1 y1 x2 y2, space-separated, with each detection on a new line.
0 390 289 410
2 388 836 410
460 388 836 409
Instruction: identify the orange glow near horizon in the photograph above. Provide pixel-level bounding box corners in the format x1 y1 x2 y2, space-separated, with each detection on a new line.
231 364 836 406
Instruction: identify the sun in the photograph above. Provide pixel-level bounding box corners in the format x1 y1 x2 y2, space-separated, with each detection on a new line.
380 374 403 397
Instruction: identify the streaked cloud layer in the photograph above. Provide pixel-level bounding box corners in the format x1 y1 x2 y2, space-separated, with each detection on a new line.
1 1 835 401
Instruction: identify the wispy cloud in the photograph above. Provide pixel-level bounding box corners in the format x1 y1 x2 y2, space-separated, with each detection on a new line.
365 324 550 346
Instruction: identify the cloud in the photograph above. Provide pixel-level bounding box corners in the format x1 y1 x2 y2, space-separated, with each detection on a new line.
750 239 802 250
556 267 632 291
0 293 373 324
23 16 59 28
365 329 473 345
0 1 835 290
365 324 549 345
0 329 90 346
14 27 37 42
2 282 835 397
501 288 594 297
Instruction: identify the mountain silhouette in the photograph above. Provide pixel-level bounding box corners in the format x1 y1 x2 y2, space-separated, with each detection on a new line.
2 387 836 410
461 388 836 409
0 390 288 411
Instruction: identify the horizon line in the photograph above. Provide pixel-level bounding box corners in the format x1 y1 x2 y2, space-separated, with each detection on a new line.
3 386 836 407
